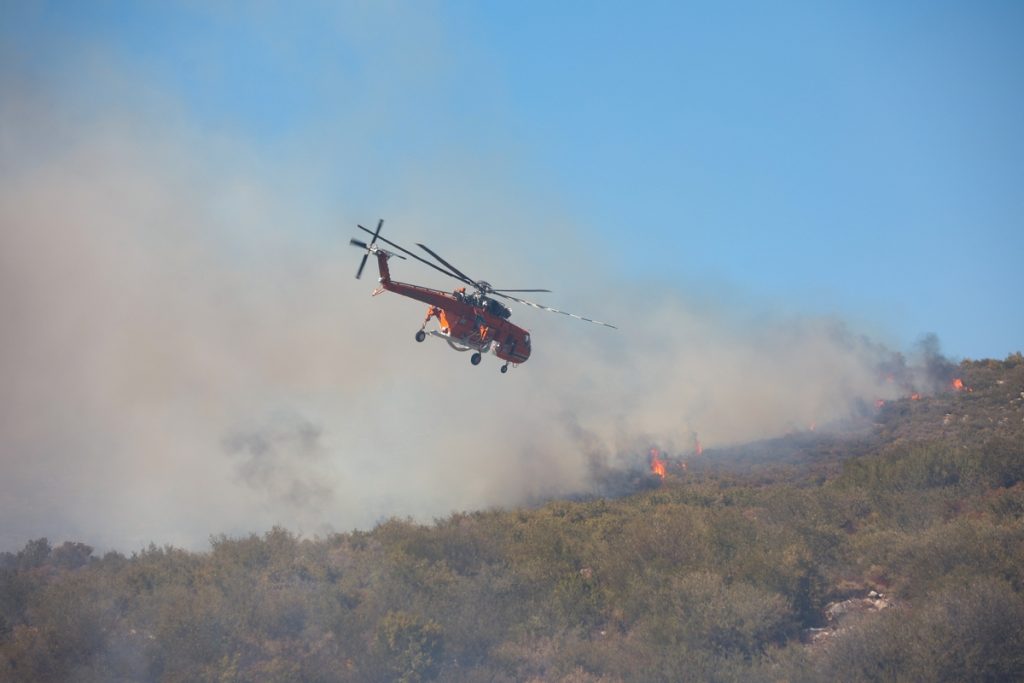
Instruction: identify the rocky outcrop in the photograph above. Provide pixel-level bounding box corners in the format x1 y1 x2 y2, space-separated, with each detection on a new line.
803 591 895 644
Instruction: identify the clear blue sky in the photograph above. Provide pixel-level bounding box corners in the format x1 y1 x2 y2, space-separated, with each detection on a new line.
4 1 1022 359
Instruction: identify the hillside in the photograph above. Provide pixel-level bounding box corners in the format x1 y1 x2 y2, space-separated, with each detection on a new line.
2 354 1023 682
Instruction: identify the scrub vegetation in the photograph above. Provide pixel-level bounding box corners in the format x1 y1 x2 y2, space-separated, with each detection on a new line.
2 355 1023 682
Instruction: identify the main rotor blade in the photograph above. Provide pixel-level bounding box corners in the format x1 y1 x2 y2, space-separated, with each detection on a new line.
491 288 552 293
357 225 469 284
371 218 383 243
355 253 369 279
415 243 479 288
492 292 618 329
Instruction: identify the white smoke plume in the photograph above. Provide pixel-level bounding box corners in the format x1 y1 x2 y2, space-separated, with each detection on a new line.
0 72 918 553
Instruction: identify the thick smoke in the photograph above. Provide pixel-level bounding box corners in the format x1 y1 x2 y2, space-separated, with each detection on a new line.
0 78 933 553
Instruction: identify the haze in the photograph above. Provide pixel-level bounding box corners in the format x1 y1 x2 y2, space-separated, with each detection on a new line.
2 3 1020 552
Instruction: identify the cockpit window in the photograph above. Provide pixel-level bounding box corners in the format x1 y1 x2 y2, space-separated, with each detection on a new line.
486 299 511 319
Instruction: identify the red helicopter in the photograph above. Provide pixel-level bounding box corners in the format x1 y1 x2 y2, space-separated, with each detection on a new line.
350 220 616 373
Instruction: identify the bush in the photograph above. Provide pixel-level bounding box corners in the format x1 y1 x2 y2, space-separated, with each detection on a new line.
374 610 444 683
812 578 1024 682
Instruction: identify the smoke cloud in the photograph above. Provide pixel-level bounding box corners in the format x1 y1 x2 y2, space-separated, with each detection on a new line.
0 70 934 553
224 414 334 513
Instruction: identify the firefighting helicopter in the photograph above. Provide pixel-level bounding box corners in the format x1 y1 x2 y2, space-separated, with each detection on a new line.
350 220 616 373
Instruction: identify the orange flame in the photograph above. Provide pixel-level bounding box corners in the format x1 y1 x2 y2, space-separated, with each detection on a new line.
910 393 921 401
952 378 964 391
650 448 666 479
875 399 886 409
695 438 703 456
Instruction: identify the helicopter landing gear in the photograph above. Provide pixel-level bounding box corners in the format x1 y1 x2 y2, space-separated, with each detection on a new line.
415 330 426 343
470 352 482 366
500 364 509 374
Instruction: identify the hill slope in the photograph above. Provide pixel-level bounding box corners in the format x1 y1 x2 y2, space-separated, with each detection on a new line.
2 355 1023 682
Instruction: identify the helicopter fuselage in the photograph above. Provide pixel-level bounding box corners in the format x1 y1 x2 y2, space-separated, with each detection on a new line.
374 251 532 365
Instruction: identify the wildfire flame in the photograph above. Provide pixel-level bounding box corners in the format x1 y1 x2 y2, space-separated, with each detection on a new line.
649 448 666 479
694 437 703 456
910 393 921 401
952 378 964 391
875 399 886 409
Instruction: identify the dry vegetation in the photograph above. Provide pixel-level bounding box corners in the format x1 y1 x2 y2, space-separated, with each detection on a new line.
2 354 1023 682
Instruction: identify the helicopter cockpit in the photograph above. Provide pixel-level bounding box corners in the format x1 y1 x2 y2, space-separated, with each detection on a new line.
484 297 511 319
468 293 511 319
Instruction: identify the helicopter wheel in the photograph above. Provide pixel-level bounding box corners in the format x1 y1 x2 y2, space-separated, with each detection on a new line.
470 352 482 366
415 330 426 343
500 364 508 374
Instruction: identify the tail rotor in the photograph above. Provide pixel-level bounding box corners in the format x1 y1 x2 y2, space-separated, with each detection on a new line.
351 219 384 279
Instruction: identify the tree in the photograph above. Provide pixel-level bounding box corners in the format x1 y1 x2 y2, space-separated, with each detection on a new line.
51 542 93 570
16 539 51 571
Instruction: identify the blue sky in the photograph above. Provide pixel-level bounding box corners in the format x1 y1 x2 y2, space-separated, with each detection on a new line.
4 1 1023 359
